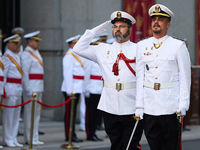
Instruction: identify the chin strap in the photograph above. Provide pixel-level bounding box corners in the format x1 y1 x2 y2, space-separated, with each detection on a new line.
112 53 136 76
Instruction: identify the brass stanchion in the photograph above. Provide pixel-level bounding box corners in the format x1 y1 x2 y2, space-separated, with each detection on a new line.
61 92 79 149
21 93 37 150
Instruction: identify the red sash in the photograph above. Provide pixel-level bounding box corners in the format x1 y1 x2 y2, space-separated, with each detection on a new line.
112 53 136 76
73 75 84 80
29 74 44 80
90 75 102 80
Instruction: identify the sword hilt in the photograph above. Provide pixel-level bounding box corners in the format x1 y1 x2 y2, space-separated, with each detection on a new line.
133 115 141 121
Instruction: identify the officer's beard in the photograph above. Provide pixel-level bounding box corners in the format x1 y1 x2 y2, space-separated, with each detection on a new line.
113 28 130 42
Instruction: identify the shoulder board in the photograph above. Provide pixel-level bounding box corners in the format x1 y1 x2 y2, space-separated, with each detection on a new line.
137 37 150 42
172 37 185 42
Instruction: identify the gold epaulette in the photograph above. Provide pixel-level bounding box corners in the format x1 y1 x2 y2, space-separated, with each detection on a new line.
172 37 185 42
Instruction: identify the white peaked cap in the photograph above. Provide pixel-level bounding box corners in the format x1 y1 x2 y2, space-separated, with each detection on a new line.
66 35 81 43
110 11 136 25
24 30 42 40
3 34 20 43
11 27 24 35
149 4 175 19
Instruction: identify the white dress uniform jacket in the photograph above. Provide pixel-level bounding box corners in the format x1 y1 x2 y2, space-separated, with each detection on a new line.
2 49 22 145
136 35 191 116
73 30 137 115
3 49 22 96
0 51 4 95
61 48 85 95
21 46 44 92
89 62 103 94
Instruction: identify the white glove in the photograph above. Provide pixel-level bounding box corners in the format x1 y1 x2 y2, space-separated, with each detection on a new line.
134 108 144 120
176 108 186 117
91 20 111 35
84 92 90 98
67 93 72 97
26 91 33 97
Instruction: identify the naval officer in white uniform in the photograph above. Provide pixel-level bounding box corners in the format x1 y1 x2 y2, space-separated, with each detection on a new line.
3 34 23 147
0 34 4 149
21 31 44 145
73 11 143 150
61 35 84 143
135 4 191 150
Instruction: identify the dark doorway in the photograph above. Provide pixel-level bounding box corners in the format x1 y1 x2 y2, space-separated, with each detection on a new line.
0 0 21 52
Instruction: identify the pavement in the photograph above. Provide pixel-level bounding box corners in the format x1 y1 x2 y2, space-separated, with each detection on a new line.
0 118 200 150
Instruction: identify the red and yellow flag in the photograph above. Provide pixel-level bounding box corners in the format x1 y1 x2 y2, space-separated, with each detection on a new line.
196 0 200 64
123 0 155 42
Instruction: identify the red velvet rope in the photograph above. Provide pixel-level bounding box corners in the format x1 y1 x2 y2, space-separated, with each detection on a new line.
0 100 32 108
0 98 71 108
36 97 71 108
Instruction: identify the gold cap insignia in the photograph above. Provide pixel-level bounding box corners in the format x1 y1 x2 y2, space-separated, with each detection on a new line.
117 12 121 19
154 5 161 13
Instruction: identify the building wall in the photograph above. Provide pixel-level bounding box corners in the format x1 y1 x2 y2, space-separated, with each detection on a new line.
21 0 121 121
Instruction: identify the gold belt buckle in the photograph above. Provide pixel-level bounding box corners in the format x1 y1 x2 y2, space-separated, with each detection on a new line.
116 83 122 92
154 83 160 91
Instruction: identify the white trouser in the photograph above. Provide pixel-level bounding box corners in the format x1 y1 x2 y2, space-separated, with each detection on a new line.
2 95 21 145
79 93 85 130
23 92 42 142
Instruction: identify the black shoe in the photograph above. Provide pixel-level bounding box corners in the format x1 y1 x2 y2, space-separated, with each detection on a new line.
87 136 99 141
38 131 45 135
96 126 104 131
66 137 83 143
17 132 24 136
94 135 103 141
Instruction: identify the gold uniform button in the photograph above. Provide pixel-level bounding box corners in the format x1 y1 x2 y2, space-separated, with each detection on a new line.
155 66 158 68
120 50 122 52
107 51 110 54
156 55 158 57
166 58 168 60
155 77 158 79
118 79 120 81
118 69 121 71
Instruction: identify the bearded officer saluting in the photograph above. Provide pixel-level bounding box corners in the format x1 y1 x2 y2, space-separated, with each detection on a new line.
73 11 143 150
135 4 191 150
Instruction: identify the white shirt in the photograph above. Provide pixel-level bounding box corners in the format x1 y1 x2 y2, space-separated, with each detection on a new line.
73 29 137 115
21 46 44 92
0 52 4 95
136 35 191 116
3 49 22 96
88 61 103 94
61 48 85 95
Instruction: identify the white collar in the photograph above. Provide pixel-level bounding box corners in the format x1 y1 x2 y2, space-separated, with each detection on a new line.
153 35 169 44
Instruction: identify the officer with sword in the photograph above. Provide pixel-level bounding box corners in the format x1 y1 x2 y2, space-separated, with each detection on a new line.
135 4 191 150
73 11 143 150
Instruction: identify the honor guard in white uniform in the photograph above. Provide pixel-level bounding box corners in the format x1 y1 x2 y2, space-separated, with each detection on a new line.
21 31 44 145
85 37 104 141
79 55 91 132
11 27 24 56
135 4 191 150
2 34 23 147
0 34 4 149
97 32 108 43
73 11 143 150
61 35 84 142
